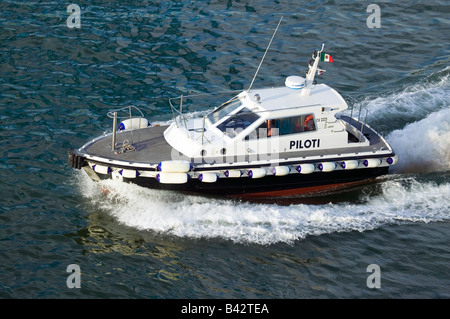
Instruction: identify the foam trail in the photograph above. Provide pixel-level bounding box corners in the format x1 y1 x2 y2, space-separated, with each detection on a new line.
387 107 450 173
353 66 449 121
348 66 450 174
77 172 450 245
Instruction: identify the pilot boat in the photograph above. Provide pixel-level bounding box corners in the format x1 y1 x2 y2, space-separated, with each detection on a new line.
68 42 398 198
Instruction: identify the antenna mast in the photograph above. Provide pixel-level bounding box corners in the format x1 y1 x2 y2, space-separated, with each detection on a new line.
301 43 324 97
247 16 283 92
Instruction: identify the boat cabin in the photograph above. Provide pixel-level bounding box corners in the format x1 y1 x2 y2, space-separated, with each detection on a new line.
164 75 369 162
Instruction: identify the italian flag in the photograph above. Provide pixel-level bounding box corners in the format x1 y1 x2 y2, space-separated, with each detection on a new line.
320 52 334 63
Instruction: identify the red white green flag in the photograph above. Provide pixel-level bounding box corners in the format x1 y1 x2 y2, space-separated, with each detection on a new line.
320 52 334 63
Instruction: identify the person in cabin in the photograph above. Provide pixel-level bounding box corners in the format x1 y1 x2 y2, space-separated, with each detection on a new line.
304 114 315 131
267 119 275 137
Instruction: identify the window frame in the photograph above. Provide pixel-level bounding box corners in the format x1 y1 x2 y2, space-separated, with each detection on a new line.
216 107 261 138
206 96 243 126
245 113 317 140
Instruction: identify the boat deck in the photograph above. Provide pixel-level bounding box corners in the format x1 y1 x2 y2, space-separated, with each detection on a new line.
80 124 188 164
77 116 393 169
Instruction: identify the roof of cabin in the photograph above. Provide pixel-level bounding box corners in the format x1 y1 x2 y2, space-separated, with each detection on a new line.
245 83 347 112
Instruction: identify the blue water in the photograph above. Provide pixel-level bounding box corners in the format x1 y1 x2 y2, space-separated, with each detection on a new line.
1 0 449 301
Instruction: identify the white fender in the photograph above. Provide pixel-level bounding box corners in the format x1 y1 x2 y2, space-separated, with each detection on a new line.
386 155 399 165
119 169 138 178
363 158 382 168
271 166 290 176
247 168 266 179
199 172 218 183
296 164 315 174
340 160 359 170
318 162 336 172
156 172 188 184
157 160 191 173
224 170 242 178
92 164 111 175
118 118 150 130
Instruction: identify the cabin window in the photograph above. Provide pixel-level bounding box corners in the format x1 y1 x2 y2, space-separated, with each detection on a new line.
207 97 243 124
217 107 260 138
246 114 316 139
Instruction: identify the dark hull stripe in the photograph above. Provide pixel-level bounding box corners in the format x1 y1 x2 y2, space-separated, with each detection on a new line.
115 166 389 197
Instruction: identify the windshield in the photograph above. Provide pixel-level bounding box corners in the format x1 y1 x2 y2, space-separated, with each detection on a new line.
207 97 242 124
216 107 260 138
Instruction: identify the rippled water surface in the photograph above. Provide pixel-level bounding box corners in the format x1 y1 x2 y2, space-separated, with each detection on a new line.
1 0 449 300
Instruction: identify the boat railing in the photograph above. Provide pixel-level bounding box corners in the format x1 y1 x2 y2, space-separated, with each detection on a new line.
107 105 145 151
342 96 390 138
342 94 371 136
169 94 188 130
